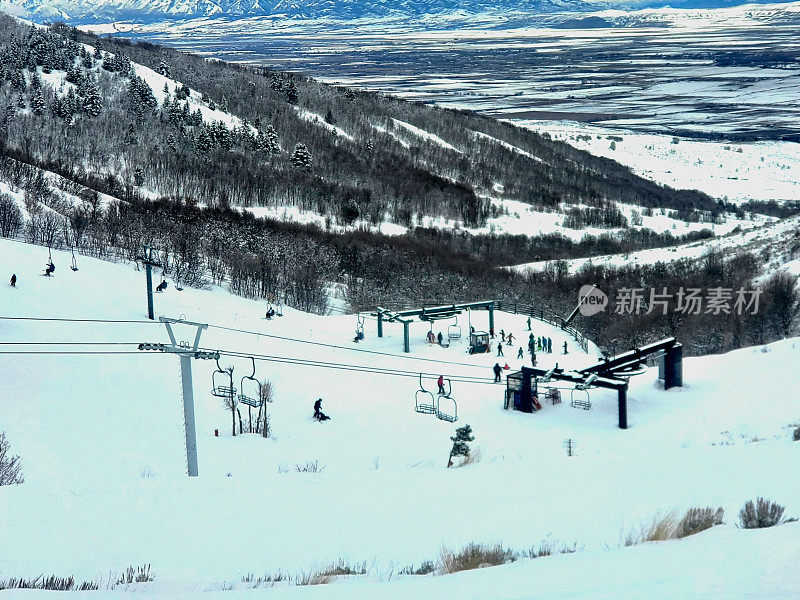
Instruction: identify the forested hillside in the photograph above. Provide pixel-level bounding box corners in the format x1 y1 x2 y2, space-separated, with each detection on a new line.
0 16 723 231
0 14 795 357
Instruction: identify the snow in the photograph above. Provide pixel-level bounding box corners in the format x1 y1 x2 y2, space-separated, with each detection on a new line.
509 213 800 275
295 107 356 142
390 119 461 153
519 121 800 204
1 236 799 598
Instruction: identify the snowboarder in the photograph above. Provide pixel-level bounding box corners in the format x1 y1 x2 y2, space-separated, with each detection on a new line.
497 342 504 357
507 333 514 345
517 347 524 359
44 262 55 277
493 363 503 382
563 341 568 354
9 274 16 287
437 375 445 395
527 317 531 331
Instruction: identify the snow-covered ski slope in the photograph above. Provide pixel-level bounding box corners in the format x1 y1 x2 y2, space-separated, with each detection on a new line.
1 238 799 598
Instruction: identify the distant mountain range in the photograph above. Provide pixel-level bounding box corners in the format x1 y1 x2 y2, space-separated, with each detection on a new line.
1 0 797 23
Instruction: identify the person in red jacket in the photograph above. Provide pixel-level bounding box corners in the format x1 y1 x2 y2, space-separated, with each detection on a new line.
437 375 445 395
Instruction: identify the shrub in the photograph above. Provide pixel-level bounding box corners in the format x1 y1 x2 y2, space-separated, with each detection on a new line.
296 561 365 586
399 561 435 576
0 432 24 486
739 498 785 529
526 536 581 558
438 543 515 574
115 564 154 585
0 576 98 591
676 507 724 538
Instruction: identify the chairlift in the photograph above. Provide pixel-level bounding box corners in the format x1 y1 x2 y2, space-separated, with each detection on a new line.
570 387 591 410
211 357 236 399
237 357 262 407
436 379 458 422
414 373 436 415
70 248 78 272
448 315 462 340
354 313 365 342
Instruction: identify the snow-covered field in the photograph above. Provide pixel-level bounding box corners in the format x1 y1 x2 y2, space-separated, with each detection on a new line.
510 213 800 275
519 121 800 204
1 237 799 598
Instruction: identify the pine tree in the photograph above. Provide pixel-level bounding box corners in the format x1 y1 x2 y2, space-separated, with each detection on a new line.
291 143 312 169
31 90 45 116
82 80 102 117
264 125 280 154
195 128 213 154
285 80 298 104
157 60 171 78
447 424 475 467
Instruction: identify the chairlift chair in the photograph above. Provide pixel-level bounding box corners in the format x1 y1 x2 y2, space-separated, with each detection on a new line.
448 315 462 340
211 357 236 399
237 357 262 407
436 379 458 422
570 387 591 410
414 373 437 415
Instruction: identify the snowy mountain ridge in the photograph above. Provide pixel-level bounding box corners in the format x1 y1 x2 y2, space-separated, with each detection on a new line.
5 0 799 23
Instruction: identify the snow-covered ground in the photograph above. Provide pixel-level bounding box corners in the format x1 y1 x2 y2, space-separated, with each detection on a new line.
519 121 800 204
1 237 799 598
510 213 800 276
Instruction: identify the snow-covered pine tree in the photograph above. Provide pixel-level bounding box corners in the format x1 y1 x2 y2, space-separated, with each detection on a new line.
447 424 475 467
82 80 102 117
264 124 280 154
31 89 45 116
291 143 312 169
157 60 171 78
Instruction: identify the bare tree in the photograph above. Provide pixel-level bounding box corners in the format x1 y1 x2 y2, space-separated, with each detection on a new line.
0 432 24 486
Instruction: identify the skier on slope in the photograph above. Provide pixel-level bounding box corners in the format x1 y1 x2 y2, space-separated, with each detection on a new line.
10 274 16 287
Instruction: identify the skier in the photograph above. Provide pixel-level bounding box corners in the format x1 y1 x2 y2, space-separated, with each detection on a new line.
527 317 531 331
547 337 552 354
517 347 524 359
531 351 537 367
427 330 435 344
563 341 568 354
437 375 446 395
507 332 514 345
500 329 505 342
44 262 55 276
156 279 167 292
537 338 542 351
493 363 503 383
528 337 535 355
9 274 16 287
497 342 504 357
437 331 444 346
